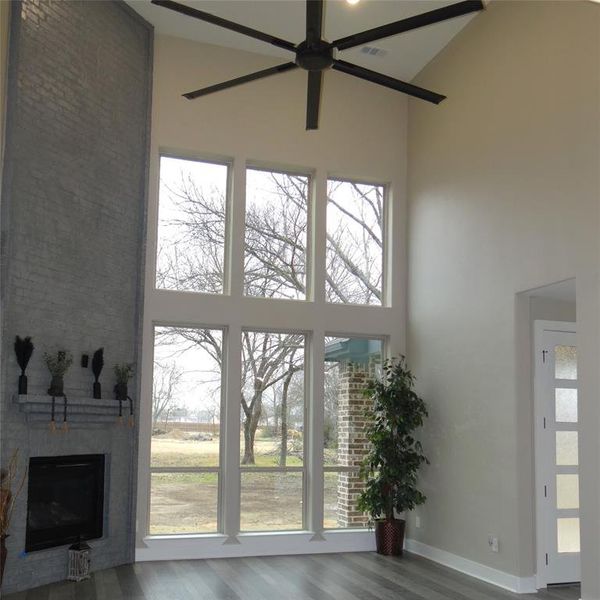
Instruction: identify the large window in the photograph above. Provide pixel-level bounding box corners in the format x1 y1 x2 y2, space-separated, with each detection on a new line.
150 326 223 534
323 337 383 529
244 169 309 300
156 156 229 294
239 331 305 531
142 154 399 546
326 179 384 305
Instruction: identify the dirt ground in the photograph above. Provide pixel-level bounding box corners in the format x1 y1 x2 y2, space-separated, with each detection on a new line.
149 432 363 534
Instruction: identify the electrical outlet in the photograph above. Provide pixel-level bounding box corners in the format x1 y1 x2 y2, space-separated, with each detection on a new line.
488 535 499 552
415 516 421 529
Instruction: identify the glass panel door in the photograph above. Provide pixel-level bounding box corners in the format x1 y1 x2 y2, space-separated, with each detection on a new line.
536 324 580 585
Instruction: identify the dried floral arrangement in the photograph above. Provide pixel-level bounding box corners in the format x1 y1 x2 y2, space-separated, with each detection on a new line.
114 363 134 385
43 350 73 376
92 348 104 399
0 450 27 538
14 336 34 395
92 348 104 383
14 336 34 377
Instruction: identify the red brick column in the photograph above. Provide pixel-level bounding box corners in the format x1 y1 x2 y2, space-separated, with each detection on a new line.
336 363 370 527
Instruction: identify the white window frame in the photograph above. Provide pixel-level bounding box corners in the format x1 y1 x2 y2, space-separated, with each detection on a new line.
135 151 405 561
148 322 227 537
322 333 386 531
326 177 389 307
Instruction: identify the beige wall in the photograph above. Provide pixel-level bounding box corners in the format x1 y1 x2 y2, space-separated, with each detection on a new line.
407 1 600 596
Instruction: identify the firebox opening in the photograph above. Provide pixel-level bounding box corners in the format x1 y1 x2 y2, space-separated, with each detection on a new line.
25 454 105 552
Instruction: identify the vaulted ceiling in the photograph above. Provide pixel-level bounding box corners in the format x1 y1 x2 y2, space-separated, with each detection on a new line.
126 0 480 81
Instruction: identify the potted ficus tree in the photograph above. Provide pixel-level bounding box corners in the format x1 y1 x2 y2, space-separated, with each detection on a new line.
357 356 429 556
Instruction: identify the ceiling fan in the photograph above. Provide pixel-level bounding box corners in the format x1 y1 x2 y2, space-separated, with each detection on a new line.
151 0 485 130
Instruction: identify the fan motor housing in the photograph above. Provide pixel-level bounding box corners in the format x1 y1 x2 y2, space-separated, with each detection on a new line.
295 41 334 71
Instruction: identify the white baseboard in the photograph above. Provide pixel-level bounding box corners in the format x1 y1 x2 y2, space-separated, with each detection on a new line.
405 538 537 594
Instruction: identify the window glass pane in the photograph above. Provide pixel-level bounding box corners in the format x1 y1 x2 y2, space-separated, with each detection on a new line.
326 180 384 305
152 326 222 468
150 472 218 534
324 470 368 529
323 337 381 529
156 157 228 294
555 388 577 423
244 169 308 300
324 337 382 467
555 345 577 380
240 472 303 531
556 474 579 510
556 431 579 466
240 331 305 466
557 518 580 553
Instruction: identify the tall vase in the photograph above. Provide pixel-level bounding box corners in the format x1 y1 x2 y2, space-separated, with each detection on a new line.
1 534 8 587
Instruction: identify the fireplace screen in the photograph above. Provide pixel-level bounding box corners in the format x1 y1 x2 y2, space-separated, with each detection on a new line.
26 454 105 552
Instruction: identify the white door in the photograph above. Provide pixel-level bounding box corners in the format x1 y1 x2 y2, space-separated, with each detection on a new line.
534 321 580 586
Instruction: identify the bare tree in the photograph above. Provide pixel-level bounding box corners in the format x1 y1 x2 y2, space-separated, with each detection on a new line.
278 349 298 467
154 166 383 463
323 363 341 453
152 361 183 429
240 331 304 464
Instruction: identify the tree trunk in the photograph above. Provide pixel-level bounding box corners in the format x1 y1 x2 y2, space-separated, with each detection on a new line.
242 393 262 465
279 371 293 467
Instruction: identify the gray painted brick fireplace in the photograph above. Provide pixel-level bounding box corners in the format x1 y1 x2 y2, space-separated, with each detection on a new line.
0 0 152 593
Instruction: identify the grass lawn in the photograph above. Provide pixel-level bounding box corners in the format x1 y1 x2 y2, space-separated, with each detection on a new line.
149 429 366 534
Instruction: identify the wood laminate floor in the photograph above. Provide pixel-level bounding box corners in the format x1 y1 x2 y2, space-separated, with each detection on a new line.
4 552 581 600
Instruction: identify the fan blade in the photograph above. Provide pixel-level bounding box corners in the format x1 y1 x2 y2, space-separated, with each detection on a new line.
306 70 323 130
332 0 484 51
184 62 298 100
306 0 324 45
151 0 297 53
332 60 445 104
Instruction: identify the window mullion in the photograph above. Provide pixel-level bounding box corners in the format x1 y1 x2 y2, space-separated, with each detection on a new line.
222 324 242 539
228 158 246 298
311 170 327 305
307 329 325 535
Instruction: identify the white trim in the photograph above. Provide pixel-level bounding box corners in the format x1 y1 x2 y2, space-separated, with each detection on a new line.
533 320 579 588
404 539 538 594
136 530 376 562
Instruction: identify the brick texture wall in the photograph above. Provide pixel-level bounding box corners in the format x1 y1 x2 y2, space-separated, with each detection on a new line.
0 1 151 593
336 363 372 528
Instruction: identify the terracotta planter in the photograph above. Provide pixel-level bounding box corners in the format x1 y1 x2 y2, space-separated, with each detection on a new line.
1 534 8 587
93 381 102 400
375 519 405 556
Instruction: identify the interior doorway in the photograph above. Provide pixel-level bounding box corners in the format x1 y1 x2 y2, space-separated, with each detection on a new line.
527 278 579 588
534 321 580 585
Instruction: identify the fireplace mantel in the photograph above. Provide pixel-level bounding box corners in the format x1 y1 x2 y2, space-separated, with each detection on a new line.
14 394 133 427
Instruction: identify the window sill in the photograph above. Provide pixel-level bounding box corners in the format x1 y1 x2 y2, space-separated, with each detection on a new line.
137 529 375 562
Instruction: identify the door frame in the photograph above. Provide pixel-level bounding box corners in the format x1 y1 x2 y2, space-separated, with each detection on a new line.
533 319 578 589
